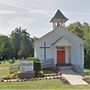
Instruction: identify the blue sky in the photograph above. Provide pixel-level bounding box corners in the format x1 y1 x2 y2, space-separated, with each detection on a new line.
0 0 90 37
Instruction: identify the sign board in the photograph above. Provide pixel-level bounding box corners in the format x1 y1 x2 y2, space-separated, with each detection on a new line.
20 61 33 73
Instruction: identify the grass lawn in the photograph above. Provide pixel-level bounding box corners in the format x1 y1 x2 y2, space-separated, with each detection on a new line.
0 79 89 90
0 62 90 90
84 69 90 76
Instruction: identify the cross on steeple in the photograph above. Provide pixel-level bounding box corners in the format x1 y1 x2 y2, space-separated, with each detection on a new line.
40 42 50 60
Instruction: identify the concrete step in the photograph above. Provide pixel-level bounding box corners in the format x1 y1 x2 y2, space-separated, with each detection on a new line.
59 66 72 70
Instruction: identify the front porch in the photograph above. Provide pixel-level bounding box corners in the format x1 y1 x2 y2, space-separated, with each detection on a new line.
41 58 84 75
41 58 72 69
41 45 72 68
51 36 72 65
56 63 72 66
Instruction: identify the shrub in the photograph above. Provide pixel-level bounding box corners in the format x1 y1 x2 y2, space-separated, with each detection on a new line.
26 57 42 76
3 75 10 80
26 57 40 62
36 71 44 77
84 49 90 69
9 59 15 64
12 73 18 78
3 73 18 79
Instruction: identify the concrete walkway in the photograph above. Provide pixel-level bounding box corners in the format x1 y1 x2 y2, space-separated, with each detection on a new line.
60 69 88 85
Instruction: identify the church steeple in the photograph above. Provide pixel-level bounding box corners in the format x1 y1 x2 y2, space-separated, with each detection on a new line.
50 9 68 29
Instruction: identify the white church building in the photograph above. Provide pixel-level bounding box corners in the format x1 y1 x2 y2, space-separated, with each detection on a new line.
34 10 84 73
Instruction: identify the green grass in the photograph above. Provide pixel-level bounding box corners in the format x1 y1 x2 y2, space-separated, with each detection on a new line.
0 62 90 90
0 79 89 90
84 69 90 76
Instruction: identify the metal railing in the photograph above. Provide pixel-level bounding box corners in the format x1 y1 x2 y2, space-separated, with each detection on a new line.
40 58 54 68
72 65 84 75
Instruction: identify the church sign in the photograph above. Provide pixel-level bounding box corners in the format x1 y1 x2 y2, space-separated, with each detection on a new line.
20 61 34 73
19 61 35 79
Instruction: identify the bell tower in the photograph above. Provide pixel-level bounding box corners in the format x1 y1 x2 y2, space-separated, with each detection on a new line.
50 9 68 29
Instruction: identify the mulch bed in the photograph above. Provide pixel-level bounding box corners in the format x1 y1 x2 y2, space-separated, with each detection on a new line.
0 74 61 82
0 73 69 85
83 77 90 83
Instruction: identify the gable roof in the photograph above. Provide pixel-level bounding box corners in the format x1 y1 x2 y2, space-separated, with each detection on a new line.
51 36 64 46
34 26 84 45
52 37 72 47
50 10 68 22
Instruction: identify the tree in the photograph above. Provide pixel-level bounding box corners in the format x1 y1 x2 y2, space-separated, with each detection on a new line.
30 36 38 57
10 27 35 59
18 29 31 58
67 22 84 39
0 35 12 60
0 27 38 60
83 22 90 69
10 27 22 58
83 22 90 49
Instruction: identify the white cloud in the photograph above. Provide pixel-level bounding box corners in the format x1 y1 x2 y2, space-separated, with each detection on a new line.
65 11 90 16
0 0 89 37
0 10 16 14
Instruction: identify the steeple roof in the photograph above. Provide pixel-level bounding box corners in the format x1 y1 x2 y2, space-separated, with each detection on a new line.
50 9 68 23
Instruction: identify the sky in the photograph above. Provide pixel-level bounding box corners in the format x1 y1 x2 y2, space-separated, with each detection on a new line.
0 0 90 37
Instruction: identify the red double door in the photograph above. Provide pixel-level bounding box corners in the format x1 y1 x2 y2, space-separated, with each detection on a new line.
57 50 65 64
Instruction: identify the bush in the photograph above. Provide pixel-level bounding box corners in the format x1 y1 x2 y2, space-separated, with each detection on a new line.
3 73 18 79
36 71 44 77
26 57 42 76
9 59 15 64
12 73 18 78
26 57 40 62
84 49 90 69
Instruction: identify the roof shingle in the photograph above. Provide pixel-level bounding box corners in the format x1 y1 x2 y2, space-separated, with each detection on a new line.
50 9 68 22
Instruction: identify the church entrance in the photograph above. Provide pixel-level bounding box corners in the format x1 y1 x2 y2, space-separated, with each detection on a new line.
57 47 65 64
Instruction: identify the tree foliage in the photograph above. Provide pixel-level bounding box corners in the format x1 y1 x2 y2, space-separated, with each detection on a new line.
0 23 89 69
18 30 31 58
0 35 12 60
0 27 35 60
10 27 22 58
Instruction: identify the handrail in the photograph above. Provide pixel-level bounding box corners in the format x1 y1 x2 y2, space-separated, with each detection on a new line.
40 58 54 68
72 65 84 75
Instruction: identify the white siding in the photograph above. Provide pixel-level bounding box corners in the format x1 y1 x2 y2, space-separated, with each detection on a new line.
65 46 71 63
34 26 84 70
